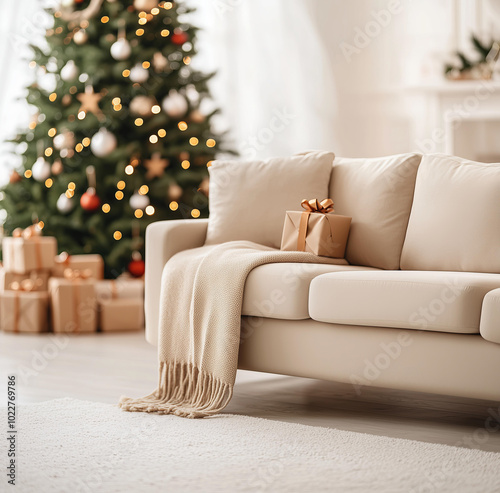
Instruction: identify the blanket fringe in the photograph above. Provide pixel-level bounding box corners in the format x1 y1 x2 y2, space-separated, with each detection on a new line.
119 361 233 419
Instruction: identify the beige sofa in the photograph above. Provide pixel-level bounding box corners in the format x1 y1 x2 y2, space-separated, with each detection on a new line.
145 153 500 402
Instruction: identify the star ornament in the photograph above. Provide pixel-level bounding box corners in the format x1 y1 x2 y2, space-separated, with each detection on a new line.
77 86 103 117
144 153 169 179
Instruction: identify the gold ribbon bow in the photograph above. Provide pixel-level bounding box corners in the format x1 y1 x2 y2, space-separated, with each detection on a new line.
301 198 334 214
63 268 92 280
297 198 334 252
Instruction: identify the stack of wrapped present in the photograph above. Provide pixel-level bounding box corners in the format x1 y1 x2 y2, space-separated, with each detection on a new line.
0 227 144 334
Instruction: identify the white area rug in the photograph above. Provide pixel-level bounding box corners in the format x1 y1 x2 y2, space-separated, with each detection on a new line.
3 398 500 492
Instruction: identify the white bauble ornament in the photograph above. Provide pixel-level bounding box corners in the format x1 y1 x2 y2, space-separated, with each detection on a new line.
129 192 150 210
57 193 74 214
133 0 158 11
90 128 117 157
110 38 131 61
129 64 149 83
53 131 75 150
129 96 154 116
73 29 88 45
61 60 79 81
32 157 52 182
61 0 74 7
162 90 188 118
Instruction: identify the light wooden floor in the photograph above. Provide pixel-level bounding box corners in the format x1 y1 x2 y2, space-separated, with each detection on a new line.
1 331 499 452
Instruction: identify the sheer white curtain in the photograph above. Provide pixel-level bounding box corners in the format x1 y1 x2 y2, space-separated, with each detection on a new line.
0 0 49 186
191 0 339 159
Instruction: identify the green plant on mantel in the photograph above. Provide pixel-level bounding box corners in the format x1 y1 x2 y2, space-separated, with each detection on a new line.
444 34 500 81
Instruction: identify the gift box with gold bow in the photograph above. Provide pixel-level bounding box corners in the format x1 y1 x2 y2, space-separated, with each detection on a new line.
48 269 98 334
52 252 104 280
0 268 50 293
2 226 57 274
280 198 352 258
0 278 49 333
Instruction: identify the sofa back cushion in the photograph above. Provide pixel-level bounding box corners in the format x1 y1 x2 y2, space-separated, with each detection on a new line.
329 153 422 270
205 151 334 249
401 154 500 273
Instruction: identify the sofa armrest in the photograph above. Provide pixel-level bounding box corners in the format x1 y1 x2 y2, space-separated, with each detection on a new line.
145 219 208 345
480 288 500 345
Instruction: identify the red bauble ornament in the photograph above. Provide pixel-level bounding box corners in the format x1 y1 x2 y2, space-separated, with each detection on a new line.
80 187 101 212
171 31 189 45
128 251 145 278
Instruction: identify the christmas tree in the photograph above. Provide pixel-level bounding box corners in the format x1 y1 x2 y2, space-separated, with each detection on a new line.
1 0 227 277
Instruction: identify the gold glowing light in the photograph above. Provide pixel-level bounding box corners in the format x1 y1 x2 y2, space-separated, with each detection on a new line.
45 178 53 188
75 143 84 152
169 201 178 211
122 69 131 77
113 231 122 240
161 29 170 37
142 61 150 69
115 191 124 200
29 121 36 130
112 97 121 105
191 209 201 218
24 170 32 178
138 17 147 25
158 129 166 138
138 11 147 18
134 118 143 126
134 209 143 218
48 128 57 137
102 203 110 213
139 185 149 195
149 135 158 144
136 28 144 36
117 180 126 190
178 121 188 131
78 111 86 120
125 165 134 175
145 205 155 216
151 7 160 14
82 137 91 147
68 182 76 190
45 147 53 157
164 2 173 9
65 190 74 198
206 138 216 148
49 93 57 102
152 105 161 114
101 16 109 23
181 160 190 169
38 221 45 229
183 56 191 65
189 137 199 146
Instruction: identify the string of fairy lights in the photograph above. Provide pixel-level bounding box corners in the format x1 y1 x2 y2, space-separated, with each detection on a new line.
23 0 217 244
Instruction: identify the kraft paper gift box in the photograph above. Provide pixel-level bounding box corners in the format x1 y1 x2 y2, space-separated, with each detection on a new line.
95 278 144 302
0 291 49 333
0 268 50 292
2 236 57 274
280 199 352 258
52 253 104 280
99 298 144 332
49 277 98 334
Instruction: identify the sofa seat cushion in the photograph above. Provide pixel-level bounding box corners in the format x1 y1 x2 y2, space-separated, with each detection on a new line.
242 263 379 320
309 271 500 334
480 288 500 344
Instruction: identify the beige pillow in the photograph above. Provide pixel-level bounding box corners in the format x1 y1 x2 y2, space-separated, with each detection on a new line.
401 154 500 273
205 152 334 248
329 153 422 269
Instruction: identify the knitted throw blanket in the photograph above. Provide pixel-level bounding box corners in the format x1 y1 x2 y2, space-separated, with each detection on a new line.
119 241 346 418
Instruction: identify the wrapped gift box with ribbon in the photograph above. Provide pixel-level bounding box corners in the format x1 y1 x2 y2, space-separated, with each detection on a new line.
0 268 50 292
49 269 98 334
95 277 144 331
2 226 57 274
52 252 104 280
281 198 352 258
0 277 49 333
